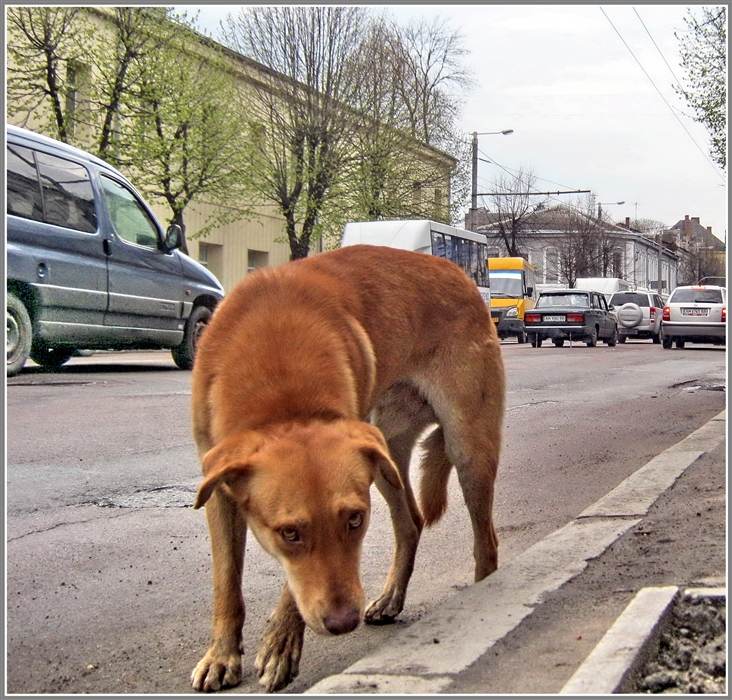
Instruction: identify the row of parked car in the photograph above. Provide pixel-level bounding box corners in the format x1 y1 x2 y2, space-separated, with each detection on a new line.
524 285 726 349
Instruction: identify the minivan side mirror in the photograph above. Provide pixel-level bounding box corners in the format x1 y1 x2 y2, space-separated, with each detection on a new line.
163 224 183 252
526 286 534 297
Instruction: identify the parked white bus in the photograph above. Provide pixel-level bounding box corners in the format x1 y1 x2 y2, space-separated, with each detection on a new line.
340 220 491 304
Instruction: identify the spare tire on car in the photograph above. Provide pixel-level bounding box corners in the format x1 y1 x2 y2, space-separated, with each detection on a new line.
617 303 643 328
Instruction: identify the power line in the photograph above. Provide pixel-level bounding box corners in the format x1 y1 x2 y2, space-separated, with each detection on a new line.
599 6 724 182
632 7 684 88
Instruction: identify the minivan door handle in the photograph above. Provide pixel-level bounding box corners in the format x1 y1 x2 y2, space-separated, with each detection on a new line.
103 239 112 256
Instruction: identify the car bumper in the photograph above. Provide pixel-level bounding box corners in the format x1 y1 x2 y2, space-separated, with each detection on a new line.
526 325 589 340
493 317 524 334
662 321 726 341
618 326 656 338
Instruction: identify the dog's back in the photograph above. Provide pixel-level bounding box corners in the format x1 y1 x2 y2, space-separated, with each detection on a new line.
193 244 497 439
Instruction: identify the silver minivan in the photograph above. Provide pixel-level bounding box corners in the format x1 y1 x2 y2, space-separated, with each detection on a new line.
6 125 225 376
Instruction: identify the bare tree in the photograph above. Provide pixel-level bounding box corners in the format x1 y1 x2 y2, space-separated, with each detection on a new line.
543 197 624 286
220 6 370 260
484 167 546 257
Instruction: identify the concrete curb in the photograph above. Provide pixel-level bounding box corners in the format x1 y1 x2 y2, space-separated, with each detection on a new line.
306 410 726 695
559 586 680 694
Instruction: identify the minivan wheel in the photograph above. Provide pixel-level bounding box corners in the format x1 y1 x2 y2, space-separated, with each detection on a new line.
7 292 32 377
30 341 74 371
172 304 213 370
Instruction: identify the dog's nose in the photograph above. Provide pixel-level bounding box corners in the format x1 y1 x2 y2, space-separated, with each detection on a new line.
323 607 361 635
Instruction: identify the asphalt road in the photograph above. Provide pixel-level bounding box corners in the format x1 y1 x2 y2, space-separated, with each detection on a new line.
6 340 726 694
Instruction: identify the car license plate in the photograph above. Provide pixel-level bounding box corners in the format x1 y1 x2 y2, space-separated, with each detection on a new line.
681 308 709 316
544 315 565 322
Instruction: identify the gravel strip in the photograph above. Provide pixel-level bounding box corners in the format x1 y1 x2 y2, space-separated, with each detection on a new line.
636 591 726 694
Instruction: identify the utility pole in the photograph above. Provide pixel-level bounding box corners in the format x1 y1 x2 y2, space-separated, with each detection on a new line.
470 129 513 231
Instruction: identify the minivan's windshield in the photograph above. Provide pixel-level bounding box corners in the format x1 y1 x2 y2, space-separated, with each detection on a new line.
488 272 523 298
670 288 724 304
536 293 589 308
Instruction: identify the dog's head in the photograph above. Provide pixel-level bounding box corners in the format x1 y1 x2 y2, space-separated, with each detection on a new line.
194 420 402 636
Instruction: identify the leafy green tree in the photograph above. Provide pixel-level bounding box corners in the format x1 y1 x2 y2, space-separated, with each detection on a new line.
675 6 726 170
122 29 257 244
7 7 255 248
6 6 91 142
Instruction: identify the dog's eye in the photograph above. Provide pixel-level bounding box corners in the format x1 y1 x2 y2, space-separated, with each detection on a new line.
348 513 363 530
280 527 300 542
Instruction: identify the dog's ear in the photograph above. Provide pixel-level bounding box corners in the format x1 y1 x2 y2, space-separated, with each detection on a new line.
194 432 263 509
348 422 403 491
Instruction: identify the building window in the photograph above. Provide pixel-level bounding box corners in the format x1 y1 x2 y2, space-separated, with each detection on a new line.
199 242 224 282
545 247 559 283
248 249 269 273
65 61 90 136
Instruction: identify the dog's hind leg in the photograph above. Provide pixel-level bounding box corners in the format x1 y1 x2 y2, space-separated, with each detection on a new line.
255 584 306 692
191 490 248 692
430 345 504 582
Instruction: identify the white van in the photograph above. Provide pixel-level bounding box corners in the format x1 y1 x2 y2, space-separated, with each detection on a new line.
574 277 632 305
341 220 491 304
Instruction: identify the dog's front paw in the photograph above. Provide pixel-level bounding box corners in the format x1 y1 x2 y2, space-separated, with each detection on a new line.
191 648 242 693
364 591 404 625
255 621 305 692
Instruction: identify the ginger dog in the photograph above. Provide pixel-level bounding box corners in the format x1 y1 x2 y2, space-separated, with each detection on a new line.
190 244 505 692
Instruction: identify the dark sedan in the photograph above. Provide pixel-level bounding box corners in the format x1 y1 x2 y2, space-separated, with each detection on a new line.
525 289 618 347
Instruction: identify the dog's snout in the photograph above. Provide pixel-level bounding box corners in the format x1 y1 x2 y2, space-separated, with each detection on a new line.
323 607 361 635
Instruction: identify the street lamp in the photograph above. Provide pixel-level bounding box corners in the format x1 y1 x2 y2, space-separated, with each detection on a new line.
470 129 514 230
597 200 625 220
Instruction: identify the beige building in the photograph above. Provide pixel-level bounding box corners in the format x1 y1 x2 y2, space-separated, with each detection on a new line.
7 9 455 294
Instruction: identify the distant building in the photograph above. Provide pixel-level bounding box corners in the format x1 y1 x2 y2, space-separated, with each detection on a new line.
664 215 726 285
471 205 679 294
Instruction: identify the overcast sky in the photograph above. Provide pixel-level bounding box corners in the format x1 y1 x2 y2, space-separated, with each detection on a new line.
183 4 728 243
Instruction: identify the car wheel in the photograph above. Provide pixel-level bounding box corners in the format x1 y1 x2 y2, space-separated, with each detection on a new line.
517 331 526 344
585 327 598 347
662 335 673 349
552 339 565 347
606 325 618 347
172 304 213 370
30 341 74 371
7 292 33 377
675 338 685 349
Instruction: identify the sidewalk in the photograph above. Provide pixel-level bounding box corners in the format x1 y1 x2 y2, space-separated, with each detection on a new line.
307 410 726 694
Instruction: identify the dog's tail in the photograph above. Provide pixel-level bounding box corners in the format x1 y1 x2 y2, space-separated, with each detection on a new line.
419 427 453 526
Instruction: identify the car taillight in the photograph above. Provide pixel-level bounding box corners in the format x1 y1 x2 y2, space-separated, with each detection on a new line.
663 306 671 321
723 307 726 323
567 313 584 323
649 307 656 322
525 313 540 323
